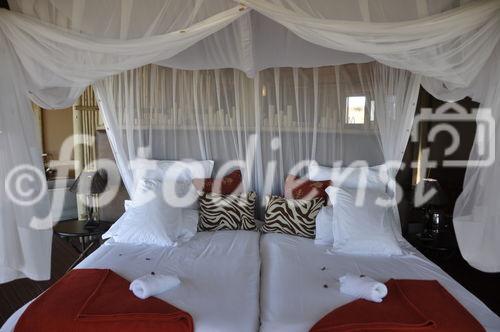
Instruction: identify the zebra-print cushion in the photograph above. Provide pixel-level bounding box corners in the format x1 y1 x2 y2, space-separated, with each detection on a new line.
198 192 257 231
261 195 324 239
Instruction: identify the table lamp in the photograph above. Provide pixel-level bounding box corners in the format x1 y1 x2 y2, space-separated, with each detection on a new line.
416 178 448 236
70 170 107 228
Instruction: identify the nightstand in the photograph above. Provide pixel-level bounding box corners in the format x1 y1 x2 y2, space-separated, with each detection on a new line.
406 227 458 262
53 219 112 271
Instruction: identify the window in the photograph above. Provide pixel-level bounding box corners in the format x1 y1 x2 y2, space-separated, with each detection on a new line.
370 100 375 122
345 96 366 124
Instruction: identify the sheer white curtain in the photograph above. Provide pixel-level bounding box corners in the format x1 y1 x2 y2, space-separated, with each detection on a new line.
369 65 422 234
0 32 52 282
242 0 500 89
7 0 476 77
0 4 246 109
94 62 419 222
0 4 246 283
94 67 259 194
453 44 500 272
0 0 499 281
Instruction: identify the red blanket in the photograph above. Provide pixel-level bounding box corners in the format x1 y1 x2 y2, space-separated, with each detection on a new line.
310 279 485 332
15 269 193 332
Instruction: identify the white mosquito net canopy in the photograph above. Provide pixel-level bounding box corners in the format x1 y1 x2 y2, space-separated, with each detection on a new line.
0 0 499 282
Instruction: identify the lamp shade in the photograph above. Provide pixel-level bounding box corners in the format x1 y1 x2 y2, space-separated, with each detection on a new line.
417 178 447 207
70 170 107 195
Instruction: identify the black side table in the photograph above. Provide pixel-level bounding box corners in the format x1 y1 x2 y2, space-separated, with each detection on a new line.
53 219 112 271
406 229 458 262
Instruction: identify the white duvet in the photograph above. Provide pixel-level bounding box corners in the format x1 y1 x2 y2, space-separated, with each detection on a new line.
1 230 261 332
259 233 500 332
3 230 500 332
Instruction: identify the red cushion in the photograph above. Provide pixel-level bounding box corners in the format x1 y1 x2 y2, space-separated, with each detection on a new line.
192 169 242 195
284 174 331 201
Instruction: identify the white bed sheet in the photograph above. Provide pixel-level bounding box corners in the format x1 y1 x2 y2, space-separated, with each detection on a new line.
260 233 500 332
2 230 261 332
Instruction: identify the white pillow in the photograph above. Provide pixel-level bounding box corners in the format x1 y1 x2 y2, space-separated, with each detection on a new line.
103 179 198 246
308 161 388 192
132 158 214 183
178 208 200 242
131 159 214 208
325 186 402 256
124 200 132 211
314 206 334 245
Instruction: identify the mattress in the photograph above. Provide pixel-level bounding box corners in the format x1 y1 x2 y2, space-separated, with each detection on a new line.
259 233 500 332
1 230 261 332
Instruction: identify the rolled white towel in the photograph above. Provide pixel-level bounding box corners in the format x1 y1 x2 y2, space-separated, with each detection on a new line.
129 274 181 299
339 273 388 303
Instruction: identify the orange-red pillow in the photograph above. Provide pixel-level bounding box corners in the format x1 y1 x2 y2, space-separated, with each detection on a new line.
192 169 243 195
284 174 331 201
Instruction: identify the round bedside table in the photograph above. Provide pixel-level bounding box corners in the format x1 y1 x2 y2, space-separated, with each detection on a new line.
53 219 112 270
54 219 112 237
407 229 458 261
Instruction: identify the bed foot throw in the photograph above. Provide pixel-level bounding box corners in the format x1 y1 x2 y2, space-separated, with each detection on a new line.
310 279 484 332
14 269 193 332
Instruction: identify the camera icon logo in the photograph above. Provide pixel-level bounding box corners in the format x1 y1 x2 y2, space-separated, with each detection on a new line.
411 102 495 168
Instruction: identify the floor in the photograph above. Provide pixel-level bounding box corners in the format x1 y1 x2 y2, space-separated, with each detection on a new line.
0 235 78 326
1 236 499 327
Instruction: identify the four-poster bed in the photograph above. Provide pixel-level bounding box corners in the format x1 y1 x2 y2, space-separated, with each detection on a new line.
1 0 500 330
